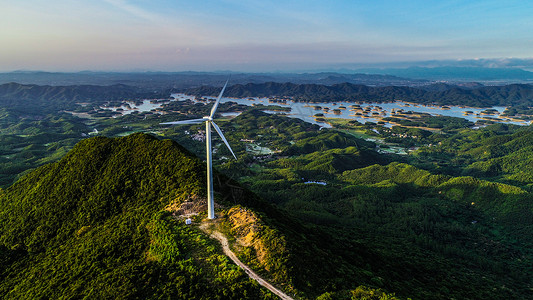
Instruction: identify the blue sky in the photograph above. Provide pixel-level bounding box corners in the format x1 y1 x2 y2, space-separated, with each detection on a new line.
1 0 532 72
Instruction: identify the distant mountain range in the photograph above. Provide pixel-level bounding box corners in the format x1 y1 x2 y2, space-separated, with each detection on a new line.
3 81 533 112
0 82 150 102
0 82 167 114
2 67 533 90
187 82 533 107
0 71 427 89
352 66 533 82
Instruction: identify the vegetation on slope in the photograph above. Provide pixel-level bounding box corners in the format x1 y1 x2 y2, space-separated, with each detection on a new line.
0 108 89 187
0 133 274 299
411 123 533 188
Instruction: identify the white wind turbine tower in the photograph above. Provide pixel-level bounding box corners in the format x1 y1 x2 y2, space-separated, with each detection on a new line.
161 80 236 219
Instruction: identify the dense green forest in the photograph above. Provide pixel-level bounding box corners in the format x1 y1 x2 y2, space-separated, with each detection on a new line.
409 123 533 187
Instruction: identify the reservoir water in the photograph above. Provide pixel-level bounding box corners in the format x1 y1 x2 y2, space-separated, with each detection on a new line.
101 100 165 115
106 93 531 128
171 94 530 128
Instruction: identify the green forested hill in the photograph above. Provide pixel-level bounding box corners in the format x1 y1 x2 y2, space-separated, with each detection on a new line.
411 124 533 188
0 133 274 299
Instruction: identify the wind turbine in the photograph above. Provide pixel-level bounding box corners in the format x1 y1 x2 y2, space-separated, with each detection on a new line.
161 80 236 219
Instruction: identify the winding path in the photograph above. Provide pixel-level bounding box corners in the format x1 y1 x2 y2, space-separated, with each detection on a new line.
199 224 294 300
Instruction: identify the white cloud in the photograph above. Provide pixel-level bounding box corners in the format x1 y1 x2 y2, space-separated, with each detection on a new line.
102 0 163 23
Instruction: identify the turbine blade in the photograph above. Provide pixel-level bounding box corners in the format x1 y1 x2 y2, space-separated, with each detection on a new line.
211 121 237 159
209 79 229 118
160 118 205 125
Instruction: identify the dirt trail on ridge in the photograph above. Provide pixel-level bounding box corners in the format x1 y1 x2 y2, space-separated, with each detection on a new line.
199 223 294 300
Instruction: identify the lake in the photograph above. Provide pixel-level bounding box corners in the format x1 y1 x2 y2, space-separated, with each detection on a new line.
104 93 530 128
171 93 530 128
101 99 166 115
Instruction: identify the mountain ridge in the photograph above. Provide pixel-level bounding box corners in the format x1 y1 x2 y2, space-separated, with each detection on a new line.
187 81 533 107
0 71 426 88
354 66 533 81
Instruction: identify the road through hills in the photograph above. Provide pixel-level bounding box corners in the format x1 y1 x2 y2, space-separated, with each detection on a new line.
199 223 294 300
